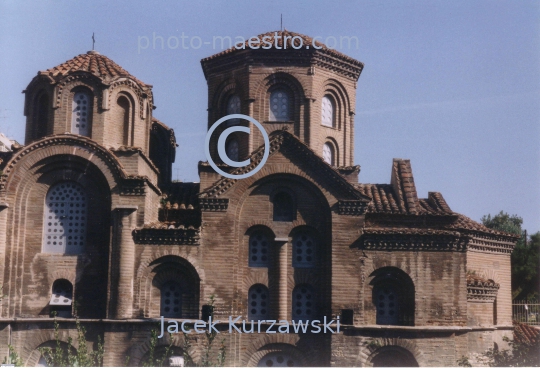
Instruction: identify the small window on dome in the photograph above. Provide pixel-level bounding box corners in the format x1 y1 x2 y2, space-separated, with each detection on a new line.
269 89 291 121
225 94 241 126
225 138 239 162
323 143 335 166
71 91 91 137
321 95 335 127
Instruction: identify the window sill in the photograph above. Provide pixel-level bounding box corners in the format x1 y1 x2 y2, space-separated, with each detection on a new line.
263 120 295 124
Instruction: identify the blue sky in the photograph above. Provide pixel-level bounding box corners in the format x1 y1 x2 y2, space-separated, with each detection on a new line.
0 0 539 232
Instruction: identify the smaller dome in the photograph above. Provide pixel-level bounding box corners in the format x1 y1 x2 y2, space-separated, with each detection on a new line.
41 50 147 86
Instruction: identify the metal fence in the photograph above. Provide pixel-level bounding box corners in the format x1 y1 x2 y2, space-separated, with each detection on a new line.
512 300 540 325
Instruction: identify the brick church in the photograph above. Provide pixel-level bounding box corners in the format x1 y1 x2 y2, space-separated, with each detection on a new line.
0 31 518 366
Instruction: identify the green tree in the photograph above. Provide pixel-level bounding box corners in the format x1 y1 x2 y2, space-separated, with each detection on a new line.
481 211 539 300
38 311 104 367
2 345 24 367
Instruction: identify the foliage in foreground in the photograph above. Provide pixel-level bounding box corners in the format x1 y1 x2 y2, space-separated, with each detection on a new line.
457 331 540 367
38 312 104 367
141 295 226 367
481 211 539 300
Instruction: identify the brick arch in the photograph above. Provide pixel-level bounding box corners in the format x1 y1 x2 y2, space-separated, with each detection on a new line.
54 73 103 110
108 78 148 119
356 337 423 367
22 330 78 366
474 268 501 284
48 269 76 286
211 78 247 121
135 254 201 318
1 135 126 197
320 78 352 115
126 332 186 367
244 334 304 366
322 136 340 165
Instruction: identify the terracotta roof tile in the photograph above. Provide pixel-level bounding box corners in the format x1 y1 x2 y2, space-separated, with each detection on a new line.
163 182 200 210
513 322 540 344
448 214 520 238
42 51 146 86
201 30 363 67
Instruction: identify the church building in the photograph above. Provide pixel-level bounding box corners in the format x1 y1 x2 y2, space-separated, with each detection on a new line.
0 30 518 366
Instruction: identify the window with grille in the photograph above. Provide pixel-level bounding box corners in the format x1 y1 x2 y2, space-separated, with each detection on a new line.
225 94 242 126
71 91 90 136
375 285 399 325
225 138 239 162
321 95 335 127
257 352 297 367
249 232 270 267
43 182 87 254
273 192 294 222
161 281 183 318
269 89 291 121
292 233 316 268
322 143 334 165
292 284 315 321
248 284 269 320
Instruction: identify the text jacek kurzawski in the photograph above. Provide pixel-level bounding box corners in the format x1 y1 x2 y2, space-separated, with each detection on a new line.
158 316 341 338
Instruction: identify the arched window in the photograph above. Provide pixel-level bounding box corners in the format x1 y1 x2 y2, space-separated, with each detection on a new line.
321 95 335 127
49 279 73 318
272 192 294 222
322 143 335 166
249 232 270 267
117 95 132 146
257 352 298 367
43 182 87 254
292 232 317 268
34 92 49 139
248 284 269 320
161 281 182 318
370 267 415 326
292 284 316 321
71 91 91 137
225 94 242 126
269 88 291 121
225 138 239 162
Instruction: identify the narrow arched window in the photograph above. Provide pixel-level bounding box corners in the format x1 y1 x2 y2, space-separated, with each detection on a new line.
370 267 415 326
50 279 73 318
269 89 291 121
374 285 399 325
292 232 317 268
161 281 182 318
43 182 87 254
34 92 49 139
117 95 132 146
321 95 335 127
249 232 270 267
248 284 269 320
71 91 91 137
225 138 239 162
292 284 316 321
225 94 241 126
323 143 335 165
273 192 294 221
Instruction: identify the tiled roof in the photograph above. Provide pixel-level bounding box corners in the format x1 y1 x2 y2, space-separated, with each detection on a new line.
41 51 146 86
201 30 363 67
162 182 200 210
354 183 453 216
513 322 540 344
448 214 520 238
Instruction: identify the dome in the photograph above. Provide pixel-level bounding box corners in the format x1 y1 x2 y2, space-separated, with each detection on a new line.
39 50 147 86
